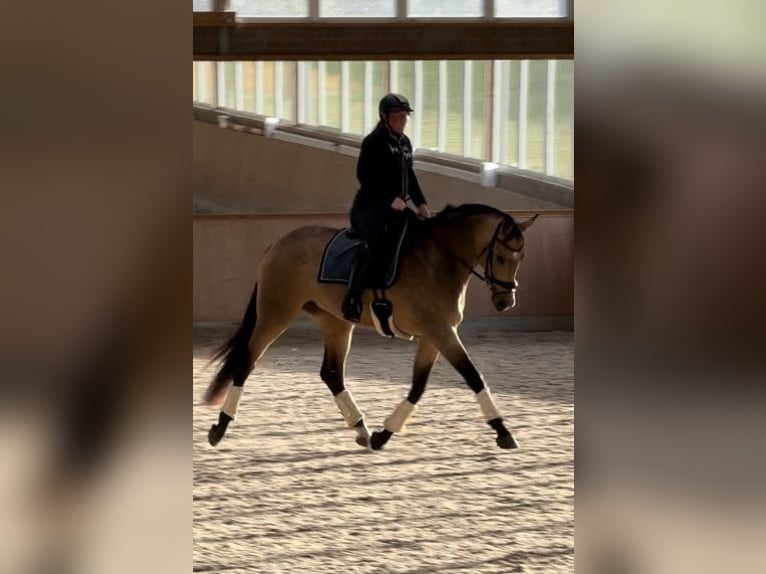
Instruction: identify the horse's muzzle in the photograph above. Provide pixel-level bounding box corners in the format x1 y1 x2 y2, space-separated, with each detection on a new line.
493 291 516 312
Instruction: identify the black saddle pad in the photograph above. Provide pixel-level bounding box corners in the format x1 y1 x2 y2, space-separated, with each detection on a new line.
317 217 410 289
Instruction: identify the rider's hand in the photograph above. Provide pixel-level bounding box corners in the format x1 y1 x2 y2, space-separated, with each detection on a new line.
416 203 431 219
391 197 407 211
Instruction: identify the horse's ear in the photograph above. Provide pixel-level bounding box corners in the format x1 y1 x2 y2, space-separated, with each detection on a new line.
517 214 539 232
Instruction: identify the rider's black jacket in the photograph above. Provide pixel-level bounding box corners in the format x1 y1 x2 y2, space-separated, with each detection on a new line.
349 122 426 241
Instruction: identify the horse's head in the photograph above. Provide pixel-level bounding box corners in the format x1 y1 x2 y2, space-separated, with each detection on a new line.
485 214 539 312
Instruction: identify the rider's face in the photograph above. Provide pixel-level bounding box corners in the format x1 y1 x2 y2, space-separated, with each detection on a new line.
387 111 408 135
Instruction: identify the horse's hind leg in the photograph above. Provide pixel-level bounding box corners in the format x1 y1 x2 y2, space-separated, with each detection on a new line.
208 307 298 446
434 328 519 450
305 304 371 449
370 338 440 450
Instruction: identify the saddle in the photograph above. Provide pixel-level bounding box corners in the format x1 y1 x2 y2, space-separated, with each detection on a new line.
318 213 418 339
317 215 411 289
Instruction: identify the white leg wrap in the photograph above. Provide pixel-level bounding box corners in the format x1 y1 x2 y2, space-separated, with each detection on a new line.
334 390 364 428
222 385 243 418
476 388 502 421
384 400 417 433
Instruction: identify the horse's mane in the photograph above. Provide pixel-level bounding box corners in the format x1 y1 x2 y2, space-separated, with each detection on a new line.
431 203 514 225
402 204 521 253
408 203 523 252
423 204 519 236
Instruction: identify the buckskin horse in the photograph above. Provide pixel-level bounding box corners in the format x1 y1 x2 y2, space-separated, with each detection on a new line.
202 204 538 451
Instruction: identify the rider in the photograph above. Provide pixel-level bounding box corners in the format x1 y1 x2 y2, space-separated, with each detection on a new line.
341 93 431 323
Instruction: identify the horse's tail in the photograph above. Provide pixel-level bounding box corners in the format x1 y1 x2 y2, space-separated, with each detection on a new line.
203 283 259 405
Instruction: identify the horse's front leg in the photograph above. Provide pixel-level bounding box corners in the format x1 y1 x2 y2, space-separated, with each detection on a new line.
309 310 372 449
371 338 440 450
436 328 519 449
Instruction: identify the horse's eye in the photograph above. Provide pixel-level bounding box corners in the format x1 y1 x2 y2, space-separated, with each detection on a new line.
496 255 505 264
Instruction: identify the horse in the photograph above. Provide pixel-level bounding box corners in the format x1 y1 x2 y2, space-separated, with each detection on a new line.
202 203 538 451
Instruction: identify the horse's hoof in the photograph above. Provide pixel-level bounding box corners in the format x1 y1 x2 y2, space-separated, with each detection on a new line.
370 430 392 451
208 424 225 446
355 435 370 448
497 434 519 449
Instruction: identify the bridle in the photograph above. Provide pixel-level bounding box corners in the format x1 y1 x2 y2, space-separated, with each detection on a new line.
432 219 523 295
480 220 523 295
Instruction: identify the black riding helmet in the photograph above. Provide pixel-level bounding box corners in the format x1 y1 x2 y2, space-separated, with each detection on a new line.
378 93 414 119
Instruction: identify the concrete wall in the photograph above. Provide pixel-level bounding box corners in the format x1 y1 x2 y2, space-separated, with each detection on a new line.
193 120 564 214
193 212 573 323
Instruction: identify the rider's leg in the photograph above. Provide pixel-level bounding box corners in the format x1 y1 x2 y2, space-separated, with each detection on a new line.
341 240 372 323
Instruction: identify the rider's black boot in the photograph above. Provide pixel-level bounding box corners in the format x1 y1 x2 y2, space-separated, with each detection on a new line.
342 242 372 322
